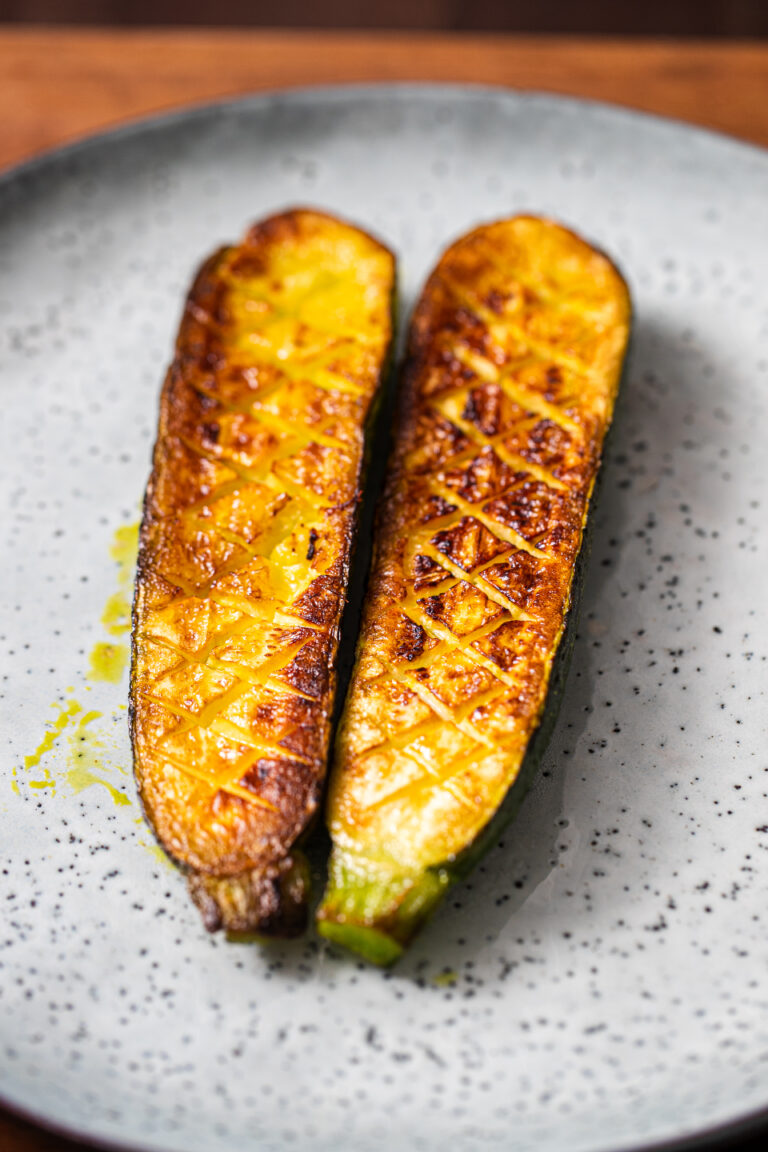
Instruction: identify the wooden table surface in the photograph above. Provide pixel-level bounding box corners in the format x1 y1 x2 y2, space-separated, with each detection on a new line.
2 25 768 1152
2 27 768 175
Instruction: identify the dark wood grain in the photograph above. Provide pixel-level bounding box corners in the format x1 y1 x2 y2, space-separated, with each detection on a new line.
2 0 768 35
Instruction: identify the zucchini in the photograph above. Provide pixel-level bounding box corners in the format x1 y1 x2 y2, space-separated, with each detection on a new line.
316 216 631 963
130 209 395 935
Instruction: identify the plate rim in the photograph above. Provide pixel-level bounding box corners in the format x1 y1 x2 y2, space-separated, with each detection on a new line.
1 80 766 1152
1 80 768 195
2 1040 767 1152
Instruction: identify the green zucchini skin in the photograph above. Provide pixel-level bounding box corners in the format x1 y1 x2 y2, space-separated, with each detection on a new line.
434 328 634 906
317 216 632 963
317 465 595 965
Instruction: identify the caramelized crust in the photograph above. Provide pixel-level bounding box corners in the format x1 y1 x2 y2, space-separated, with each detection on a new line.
319 216 630 956
130 209 395 933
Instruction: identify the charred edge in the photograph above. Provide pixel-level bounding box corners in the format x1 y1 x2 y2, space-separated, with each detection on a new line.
129 246 231 771
302 285 398 886
244 207 397 271
187 853 310 938
396 618 427 663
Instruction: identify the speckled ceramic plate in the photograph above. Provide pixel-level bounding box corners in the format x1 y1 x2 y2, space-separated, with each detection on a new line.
1 86 768 1152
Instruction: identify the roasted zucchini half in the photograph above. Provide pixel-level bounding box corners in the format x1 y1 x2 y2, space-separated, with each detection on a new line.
317 216 631 964
130 209 395 936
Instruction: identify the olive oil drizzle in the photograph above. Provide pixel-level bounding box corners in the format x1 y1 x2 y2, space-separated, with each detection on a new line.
16 523 139 803
19 698 83 792
87 521 138 684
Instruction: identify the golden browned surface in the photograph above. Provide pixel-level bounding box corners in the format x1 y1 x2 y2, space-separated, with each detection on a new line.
130 208 395 932
324 216 630 892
